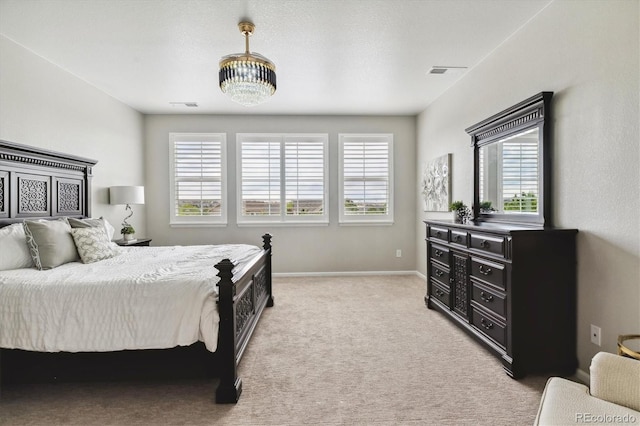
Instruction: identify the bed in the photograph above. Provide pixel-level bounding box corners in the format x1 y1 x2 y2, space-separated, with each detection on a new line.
0 140 273 403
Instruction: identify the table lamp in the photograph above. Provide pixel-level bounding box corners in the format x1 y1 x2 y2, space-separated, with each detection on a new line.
109 186 145 229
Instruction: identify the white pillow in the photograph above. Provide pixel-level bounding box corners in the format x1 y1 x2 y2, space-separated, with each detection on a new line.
71 226 119 264
0 223 34 270
101 217 116 240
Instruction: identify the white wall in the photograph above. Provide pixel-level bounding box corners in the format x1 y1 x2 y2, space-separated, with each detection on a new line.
416 0 639 374
144 114 416 274
0 35 145 235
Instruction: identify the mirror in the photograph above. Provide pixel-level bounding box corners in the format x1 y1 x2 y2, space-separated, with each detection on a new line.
467 92 552 226
478 127 540 215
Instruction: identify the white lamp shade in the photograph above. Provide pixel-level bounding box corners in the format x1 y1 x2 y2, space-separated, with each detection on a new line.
109 186 145 205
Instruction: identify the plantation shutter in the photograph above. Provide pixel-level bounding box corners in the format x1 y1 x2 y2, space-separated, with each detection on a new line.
174 140 223 216
237 133 328 223
285 137 325 216
341 136 392 218
240 136 282 216
170 133 227 225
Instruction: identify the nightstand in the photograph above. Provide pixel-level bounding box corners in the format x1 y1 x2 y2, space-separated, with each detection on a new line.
114 238 152 247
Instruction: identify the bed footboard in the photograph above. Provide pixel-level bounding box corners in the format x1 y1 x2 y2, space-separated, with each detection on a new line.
214 233 273 403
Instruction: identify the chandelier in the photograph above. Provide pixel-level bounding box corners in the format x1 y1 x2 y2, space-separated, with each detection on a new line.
219 22 277 107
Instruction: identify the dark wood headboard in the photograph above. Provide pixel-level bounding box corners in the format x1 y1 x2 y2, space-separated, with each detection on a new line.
0 140 97 228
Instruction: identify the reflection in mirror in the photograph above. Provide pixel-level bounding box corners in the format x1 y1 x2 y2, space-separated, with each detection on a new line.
478 128 539 215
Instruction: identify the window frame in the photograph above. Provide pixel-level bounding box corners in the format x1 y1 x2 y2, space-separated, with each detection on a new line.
169 132 228 227
338 133 394 225
236 133 329 226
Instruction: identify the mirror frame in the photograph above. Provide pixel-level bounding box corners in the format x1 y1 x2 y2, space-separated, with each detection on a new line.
466 92 553 226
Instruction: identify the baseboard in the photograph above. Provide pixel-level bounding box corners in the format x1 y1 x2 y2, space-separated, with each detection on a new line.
274 270 422 278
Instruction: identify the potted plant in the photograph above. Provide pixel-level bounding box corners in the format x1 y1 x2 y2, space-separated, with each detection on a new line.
120 224 135 241
450 201 470 224
479 201 494 213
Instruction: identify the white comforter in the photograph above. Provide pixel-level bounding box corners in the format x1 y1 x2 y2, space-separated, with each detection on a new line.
0 244 262 353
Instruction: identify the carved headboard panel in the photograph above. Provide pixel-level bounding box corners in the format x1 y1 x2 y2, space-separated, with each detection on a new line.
0 140 97 228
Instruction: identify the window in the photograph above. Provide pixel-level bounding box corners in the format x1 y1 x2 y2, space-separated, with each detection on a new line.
237 133 329 224
169 133 227 226
339 134 394 224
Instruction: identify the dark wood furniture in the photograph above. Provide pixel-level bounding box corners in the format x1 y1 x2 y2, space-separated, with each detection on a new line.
424 92 578 378
0 140 273 403
468 92 553 226
115 237 152 246
425 220 577 378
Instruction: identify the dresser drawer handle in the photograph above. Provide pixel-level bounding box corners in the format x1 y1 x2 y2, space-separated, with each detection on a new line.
480 318 494 330
454 235 463 243
435 231 442 238
434 249 443 257
434 288 445 297
479 239 490 249
478 265 492 276
435 269 444 277
480 291 494 303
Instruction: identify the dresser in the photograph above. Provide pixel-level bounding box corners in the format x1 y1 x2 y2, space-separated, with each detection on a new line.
424 220 577 378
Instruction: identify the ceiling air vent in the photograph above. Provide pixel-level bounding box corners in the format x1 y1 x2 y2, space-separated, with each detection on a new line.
428 66 468 75
169 102 199 107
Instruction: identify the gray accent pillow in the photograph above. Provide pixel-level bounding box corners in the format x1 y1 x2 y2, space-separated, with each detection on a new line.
71 227 118 263
23 218 80 270
67 217 103 228
67 217 115 241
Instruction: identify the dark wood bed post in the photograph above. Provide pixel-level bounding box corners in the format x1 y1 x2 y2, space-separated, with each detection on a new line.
214 258 242 403
215 233 274 403
263 233 274 307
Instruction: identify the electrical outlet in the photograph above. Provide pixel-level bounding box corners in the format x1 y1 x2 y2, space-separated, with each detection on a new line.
590 324 601 346
396 249 402 258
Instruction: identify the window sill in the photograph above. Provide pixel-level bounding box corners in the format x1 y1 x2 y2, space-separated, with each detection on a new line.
170 222 228 228
237 221 330 227
338 221 394 226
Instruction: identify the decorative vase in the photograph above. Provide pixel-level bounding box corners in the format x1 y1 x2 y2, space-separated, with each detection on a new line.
453 211 462 223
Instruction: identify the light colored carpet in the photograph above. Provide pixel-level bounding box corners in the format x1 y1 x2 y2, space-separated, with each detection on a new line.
0 275 550 425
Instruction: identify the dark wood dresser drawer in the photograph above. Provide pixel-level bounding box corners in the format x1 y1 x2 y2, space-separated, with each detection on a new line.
430 244 450 266
470 257 505 290
429 225 449 243
471 282 506 319
470 233 505 257
450 230 468 247
430 261 450 288
472 308 506 348
431 281 451 308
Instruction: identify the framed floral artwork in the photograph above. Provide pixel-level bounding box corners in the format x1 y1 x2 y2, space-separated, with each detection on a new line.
421 153 451 211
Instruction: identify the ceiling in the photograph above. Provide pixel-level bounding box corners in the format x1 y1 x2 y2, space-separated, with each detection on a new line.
0 0 552 115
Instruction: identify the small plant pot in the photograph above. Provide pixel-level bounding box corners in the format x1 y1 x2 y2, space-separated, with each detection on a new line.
453 212 462 223
123 233 135 241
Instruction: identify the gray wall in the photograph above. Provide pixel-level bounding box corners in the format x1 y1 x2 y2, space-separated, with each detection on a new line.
415 0 639 375
144 114 417 274
0 35 146 235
